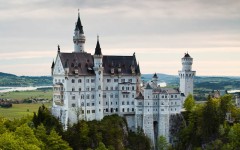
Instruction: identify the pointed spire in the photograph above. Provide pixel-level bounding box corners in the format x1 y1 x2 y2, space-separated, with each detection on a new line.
51 59 55 69
153 73 158 78
75 9 84 34
57 45 60 53
94 35 102 55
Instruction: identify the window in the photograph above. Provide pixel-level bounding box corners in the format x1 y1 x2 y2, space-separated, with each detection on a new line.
115 94 118 98
121 79 125 82
122 86 124 90
86 87 90 91
72 103 76 107
116 108 118 112
86 79 89 83
106 102 108 105
127 101 129 105
126 95 129 98
132 86 135 90
87 94 90 99
87 110 90 114
106 87 108 90
110 94 113 98
72 79 75 83
91 95 95 99
171 95 173 98
98 86 101 90
132 94 135 98
122 101 125 105
131 101 134 105
103 93 106 98
92 103 95 106
122 108 125 112
111 87 113 90
91 79 95 83
87 103 90 106
78 79 81 83
79 88 81 91
115 87 118 90
72 88 75 91
138 102 142 105
91 87 95 91
92 110 95 113
175 95 177 98
126 87 129 90
72 96 75 100
114 79 118 82
128 79 132 82
81 102 84 106
132 108 134 112
81 95 84 99
107 79 111 82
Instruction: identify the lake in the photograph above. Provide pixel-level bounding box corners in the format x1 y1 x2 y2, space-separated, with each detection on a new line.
0 86 52 93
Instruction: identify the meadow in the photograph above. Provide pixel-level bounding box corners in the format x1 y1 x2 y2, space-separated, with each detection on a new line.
0 89 52 100
0 89 52 119
0 103 51 120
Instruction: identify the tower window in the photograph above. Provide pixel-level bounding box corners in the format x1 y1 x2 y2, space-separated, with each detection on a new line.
78 79 81 83
72 79 75 83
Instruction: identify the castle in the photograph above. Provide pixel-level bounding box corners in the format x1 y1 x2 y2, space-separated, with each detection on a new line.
51 12 196 145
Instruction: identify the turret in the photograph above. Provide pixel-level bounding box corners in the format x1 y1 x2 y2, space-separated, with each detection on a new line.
178 52 196 102
73 11 85 53
152 73 158 87
93 36 104 120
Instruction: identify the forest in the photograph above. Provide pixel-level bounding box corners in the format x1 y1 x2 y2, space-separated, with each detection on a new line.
0 105 150 150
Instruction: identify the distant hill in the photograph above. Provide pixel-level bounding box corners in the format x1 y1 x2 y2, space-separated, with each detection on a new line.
142 73 240 100
0 72 52 86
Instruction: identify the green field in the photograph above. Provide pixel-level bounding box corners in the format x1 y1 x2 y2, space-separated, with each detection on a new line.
0 103 51 120
0 89 52 101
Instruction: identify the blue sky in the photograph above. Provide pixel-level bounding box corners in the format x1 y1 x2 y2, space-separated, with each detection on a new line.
0 0 239 76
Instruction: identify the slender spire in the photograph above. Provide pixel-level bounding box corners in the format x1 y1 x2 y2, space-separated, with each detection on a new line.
75 9 84 34
57 45 60 53
94 35 102 55
51 59 55 69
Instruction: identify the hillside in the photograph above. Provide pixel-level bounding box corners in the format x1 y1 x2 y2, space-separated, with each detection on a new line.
0 72 52 86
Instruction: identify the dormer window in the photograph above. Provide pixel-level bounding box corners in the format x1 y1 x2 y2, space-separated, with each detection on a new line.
111 68 114 74
118 67 121 73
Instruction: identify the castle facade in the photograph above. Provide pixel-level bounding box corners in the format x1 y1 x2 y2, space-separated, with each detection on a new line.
51 12 195 145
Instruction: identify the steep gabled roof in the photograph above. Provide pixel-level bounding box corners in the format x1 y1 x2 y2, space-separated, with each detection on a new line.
135 92 144 100
145 83 152 89
184 53 191 58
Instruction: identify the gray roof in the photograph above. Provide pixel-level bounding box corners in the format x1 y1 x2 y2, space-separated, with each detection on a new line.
58 52 140 76
145 83 152 89
153 88 180 94
135 92 144 100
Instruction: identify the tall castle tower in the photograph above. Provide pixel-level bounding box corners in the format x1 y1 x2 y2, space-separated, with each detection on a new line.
73 11 85 52
93 36 104 120
178 53 196 99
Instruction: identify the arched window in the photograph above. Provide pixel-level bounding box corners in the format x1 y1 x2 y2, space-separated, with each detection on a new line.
122 86 124 90
72 79 75 83
78 79 81 83
122 108 125 112
81 95 84 99
91 94 95 99
86 94 90 99
72 88 75 91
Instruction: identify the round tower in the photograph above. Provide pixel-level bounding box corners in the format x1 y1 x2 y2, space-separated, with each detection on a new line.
93 36 104 120
178 53 196 100
152 73 158 87
73 11 85 53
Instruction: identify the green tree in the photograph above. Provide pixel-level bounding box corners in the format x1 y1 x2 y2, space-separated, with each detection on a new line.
96 142 108 150
157 135 168 150
183 94 195 111
46 129 72 150
219 95 233 124
15 124 42 148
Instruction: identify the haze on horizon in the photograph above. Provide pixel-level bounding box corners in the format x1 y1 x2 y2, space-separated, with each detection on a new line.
0 0 239 76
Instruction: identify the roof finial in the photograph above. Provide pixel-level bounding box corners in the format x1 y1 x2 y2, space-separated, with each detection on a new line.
97 34 99 41
78 8 80 17
57 45 60 52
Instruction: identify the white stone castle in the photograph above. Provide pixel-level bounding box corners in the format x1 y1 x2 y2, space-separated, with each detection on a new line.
51 12 196 145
